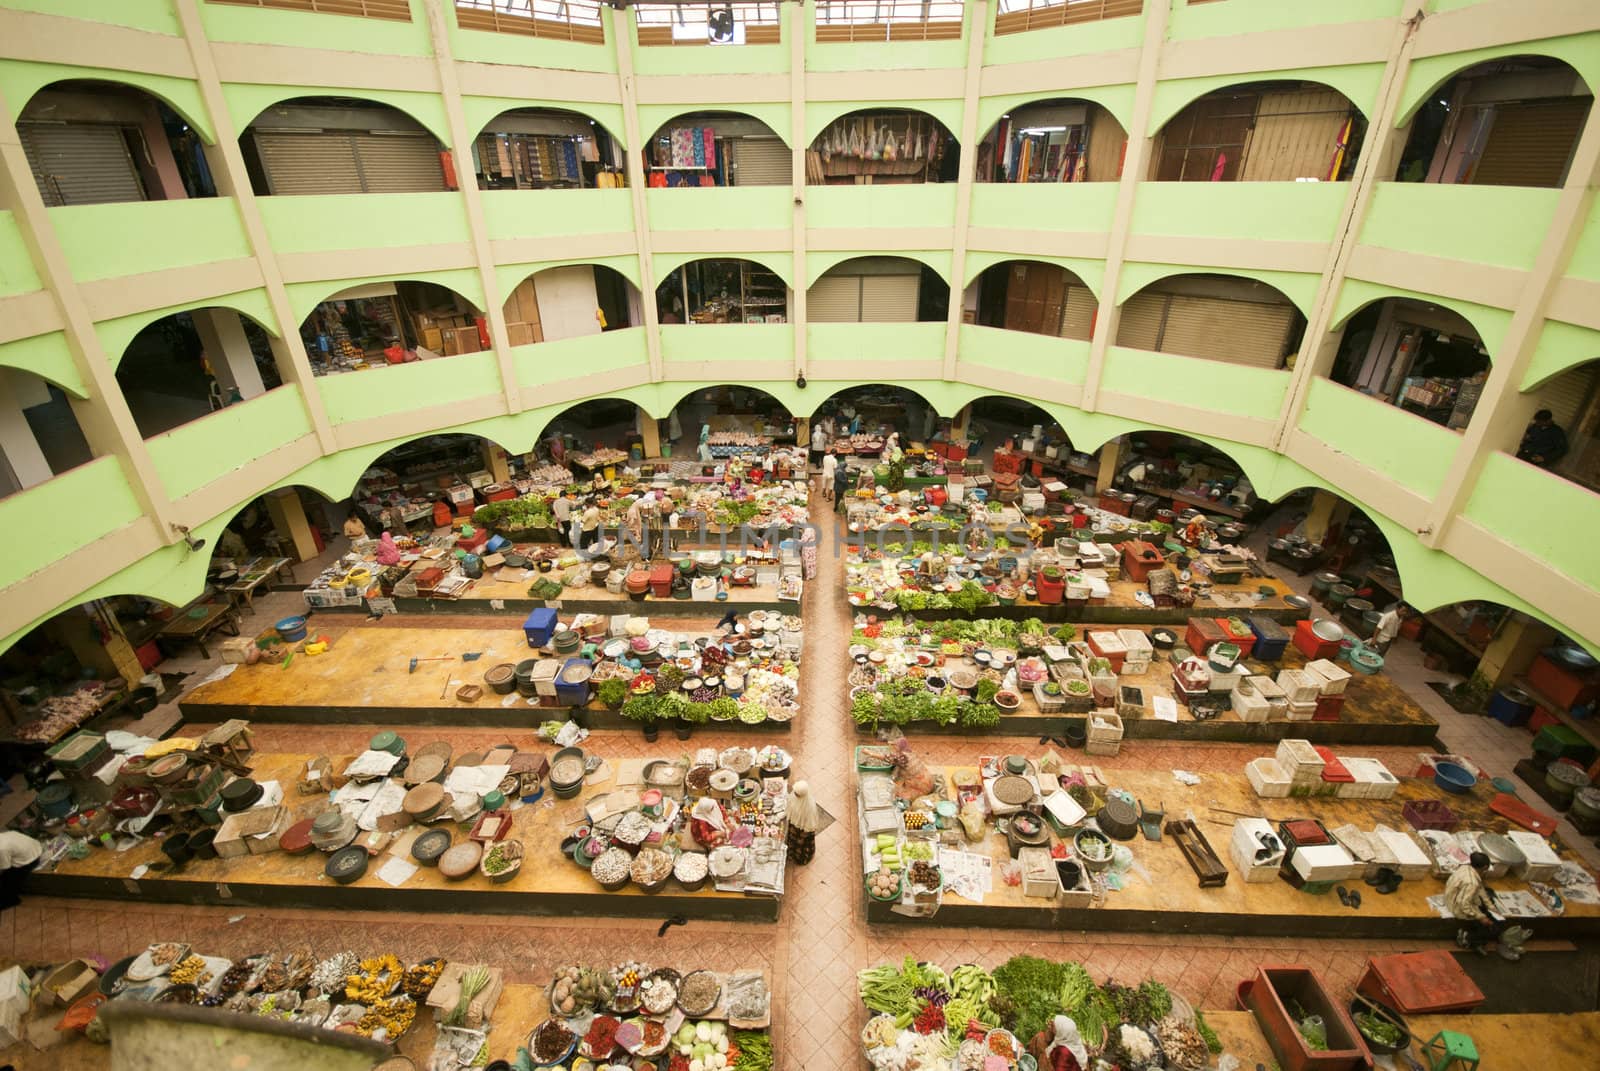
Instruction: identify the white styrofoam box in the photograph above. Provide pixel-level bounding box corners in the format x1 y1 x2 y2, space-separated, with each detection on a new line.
1334 779 1364 800
1291 843 1360 882
1210 666 1246 693
1088 630 1127 656
1275 739 1324 783
1021 492 1046 513
1232 680 1271 723
1246 757 1292 798
1117 629 1154 657
1252 674 1287 703
1507 830 1561 882
1341 757 1398 800
1276 668 1320 704
1375 828 1433 879
1285 699 1318 722
1122 655 1152 676
1043 789 1087 830
1019 847 1058 899
1305 658 1351 695
1231 817 1284 882
1329 824 1379 873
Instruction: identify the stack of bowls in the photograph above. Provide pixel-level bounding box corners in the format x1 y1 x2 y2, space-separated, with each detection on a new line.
403 783 448 823
309 810 358 852
369 731 407 758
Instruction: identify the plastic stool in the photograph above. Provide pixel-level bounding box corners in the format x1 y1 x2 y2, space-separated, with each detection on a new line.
1423 1029 1479 1071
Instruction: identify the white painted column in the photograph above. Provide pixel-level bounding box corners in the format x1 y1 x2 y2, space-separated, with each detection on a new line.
192 307 265 400
0 370 52 490
942 0 989 382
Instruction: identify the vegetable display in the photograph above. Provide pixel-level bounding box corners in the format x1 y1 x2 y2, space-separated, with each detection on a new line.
861 956 1186 1071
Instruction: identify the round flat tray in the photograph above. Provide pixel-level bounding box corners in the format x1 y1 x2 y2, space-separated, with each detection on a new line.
991 774 1034 807
439 841 483 880
325 846 369 885
279 818 316 856
411 828 453 866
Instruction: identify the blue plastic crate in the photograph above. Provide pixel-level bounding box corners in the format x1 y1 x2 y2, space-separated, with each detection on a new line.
523 608 558 648
554 658 592 707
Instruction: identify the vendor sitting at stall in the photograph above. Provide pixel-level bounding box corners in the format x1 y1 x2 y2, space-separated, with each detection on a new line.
342 510 368 544
1448 851 1505 956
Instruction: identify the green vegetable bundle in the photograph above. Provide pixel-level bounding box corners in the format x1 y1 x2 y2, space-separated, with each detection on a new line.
731 1030 772 1071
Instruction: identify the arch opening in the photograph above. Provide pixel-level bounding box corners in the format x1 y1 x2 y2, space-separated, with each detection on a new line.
808 257 948 323
473 107 627 190
645 111 787 187
806 108 959 185
504 265 643 343
1516 359 1600 493
1117 273 1305 370
18 79 216 205
240 97 450 197
1328 297 1488 429
116 307 289 439
657 258 788 323
0 369 95 501
299 281 484 375
1151 80 1365 183
1394 55 1592 187
665 385 798 457
968 260 1098 339
975 97 1128 184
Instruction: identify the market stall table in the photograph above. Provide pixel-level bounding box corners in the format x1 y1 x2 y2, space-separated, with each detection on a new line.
222 557 292 614
857 758 1600 938
179 619 799 731
157 601 241 660
27 749 784 922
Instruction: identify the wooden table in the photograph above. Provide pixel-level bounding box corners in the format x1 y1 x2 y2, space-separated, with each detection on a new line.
225 557 292 614
157 602 240 659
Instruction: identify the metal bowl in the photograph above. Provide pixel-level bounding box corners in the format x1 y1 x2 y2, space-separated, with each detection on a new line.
1311 618 1345 642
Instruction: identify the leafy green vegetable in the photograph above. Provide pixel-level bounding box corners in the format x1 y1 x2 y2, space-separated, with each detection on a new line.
731 1029 772 1071
1195 1009 1222 1054
858 962 916 1015
1355 1011 1403 1047
1059 963 1117 1047
992 956 1072 1046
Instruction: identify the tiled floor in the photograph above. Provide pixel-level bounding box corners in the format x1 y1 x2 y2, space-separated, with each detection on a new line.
4 496 1595 1068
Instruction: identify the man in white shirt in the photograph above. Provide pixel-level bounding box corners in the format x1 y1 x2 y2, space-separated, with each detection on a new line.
821 450 838 501
0 830 42 911
551 492 574 546
1446 852 1502 955
810 421 829 470
1372 604 1405 652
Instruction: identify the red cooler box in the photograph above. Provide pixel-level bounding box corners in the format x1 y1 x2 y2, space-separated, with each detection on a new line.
649 562 674 598
1294 620 1341 660
1185 617 1227 655
1215 617 1255 658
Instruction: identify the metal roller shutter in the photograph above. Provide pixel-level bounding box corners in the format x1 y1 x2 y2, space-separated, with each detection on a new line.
807 274 862 322
1158 295 1295 368
18 123 144 206
1114 291 1168 351
350 133 447 193
860 274 919 322
253 131 363 195
732 136 791 186
1060 285 1096 341
1529 364 1598 430
1238 89 1353 181
1471 98 1590 188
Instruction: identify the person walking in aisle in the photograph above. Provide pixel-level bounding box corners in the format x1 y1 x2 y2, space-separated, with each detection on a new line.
551 491 574 546
833 457 851 513
821 448 838 501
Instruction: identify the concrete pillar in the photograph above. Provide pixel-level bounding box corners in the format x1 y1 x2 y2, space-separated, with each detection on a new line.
264 487 318 562
951 404 972 442
137 100 188 200
635 407 661 458
192 307 265 401
1095 437 1123 493
482 440 510 484
0 370 52 491
1301 490 1354 545
795 415 810 450
1476 613 1558 689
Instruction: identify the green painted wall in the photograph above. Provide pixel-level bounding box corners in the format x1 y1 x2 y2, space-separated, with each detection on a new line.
1169 0 1404 40
448 6 618 73
147 385 312 500
1299 376 1459 497
1102 346 1289 418
1464 452 1600 590
199 0 431 55
515 328 649 389
97 288 277 368
482 188 633 241
645 186 792 232
0 0 180 35
258 192 471 255
222 83 450 144
969 182 1117 235
1397 31 1600 125
1565 195 1600 281
1132 181 1348 244
1523 318 1600 390
285 269 483 324
805 322 942 363
0 456 142 592
662 323 794 363
1151 63 1386 134
982 10 1144 66
1118 260 1320 315
958 324 1087 384
0 331 83 398
1333 278 1510 355
1359 183 1558 270
0 210 40 296
630 22 788 77
806 184 957 233
318 351 503 425
48 199 253 283
0 60 214 142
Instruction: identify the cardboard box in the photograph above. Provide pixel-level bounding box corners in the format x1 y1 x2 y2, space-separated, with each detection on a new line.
220 636 256 664
1019 847 1058 899
506 321 543 346
215 805 288 858
421 326 444 352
